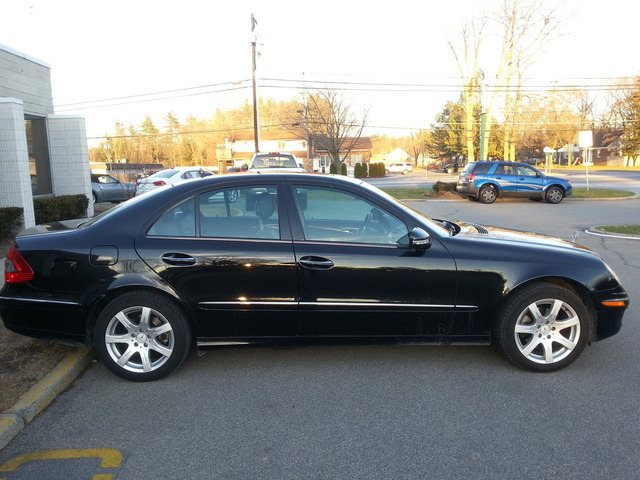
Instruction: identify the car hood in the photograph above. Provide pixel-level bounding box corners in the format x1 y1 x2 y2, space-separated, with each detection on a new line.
454 221 594 254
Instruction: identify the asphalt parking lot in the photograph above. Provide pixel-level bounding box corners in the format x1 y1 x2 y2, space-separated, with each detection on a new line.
1 197 639 479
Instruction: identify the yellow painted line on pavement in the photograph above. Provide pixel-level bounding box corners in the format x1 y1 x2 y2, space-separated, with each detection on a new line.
0 448 121 479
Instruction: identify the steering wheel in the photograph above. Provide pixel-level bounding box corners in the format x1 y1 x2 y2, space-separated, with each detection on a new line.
360 208 390 238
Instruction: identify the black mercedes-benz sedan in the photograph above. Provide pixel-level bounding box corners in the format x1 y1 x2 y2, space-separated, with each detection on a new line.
0 173 629 381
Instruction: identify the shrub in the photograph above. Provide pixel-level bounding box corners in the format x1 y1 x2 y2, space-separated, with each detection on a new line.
330 162 337 174
0 207 23 238
369 162 385 177
354 163 363 178
362 162 368 178
34 195 89 224
340 163 347 175
431 181 458 194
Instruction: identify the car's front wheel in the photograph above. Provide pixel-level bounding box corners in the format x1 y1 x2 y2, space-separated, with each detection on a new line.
494 283 591 371
94 291 192 381
479 185 498 204
545 186 565 204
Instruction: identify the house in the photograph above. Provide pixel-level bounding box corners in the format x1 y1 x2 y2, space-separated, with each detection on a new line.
312 135 373 172
220 130 372 172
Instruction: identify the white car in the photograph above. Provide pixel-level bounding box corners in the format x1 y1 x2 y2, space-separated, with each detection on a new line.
385 162 413 175
135 167 213 196
248 152 305 173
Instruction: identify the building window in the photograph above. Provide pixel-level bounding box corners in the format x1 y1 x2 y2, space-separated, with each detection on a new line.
25 117 52 196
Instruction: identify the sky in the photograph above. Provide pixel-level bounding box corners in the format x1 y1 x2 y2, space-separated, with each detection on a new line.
2 0 639 143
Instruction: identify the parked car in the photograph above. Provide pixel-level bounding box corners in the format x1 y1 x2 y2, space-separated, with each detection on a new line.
135 167 213 196
457 161 572 204
248 152 305 173
1 173 627 381
91 174 135 203
385 162 413 175
442 163 460 174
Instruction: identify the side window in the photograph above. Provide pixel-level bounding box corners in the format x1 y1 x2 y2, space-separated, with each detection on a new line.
199 186 279 239
147 198 196 237
292 186 408 245
516 165 537 177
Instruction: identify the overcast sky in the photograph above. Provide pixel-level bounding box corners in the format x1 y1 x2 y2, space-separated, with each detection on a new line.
2 0 639 140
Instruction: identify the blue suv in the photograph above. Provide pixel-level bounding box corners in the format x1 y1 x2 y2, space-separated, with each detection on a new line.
456 161 572 204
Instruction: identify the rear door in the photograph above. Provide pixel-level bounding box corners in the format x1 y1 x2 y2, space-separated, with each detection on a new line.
492 163 520 194
135 182 299 338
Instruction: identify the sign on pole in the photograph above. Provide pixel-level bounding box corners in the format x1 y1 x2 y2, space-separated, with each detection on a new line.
578 131 593 190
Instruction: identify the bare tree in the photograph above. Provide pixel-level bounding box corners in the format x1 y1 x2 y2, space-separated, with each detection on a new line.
449 16 485 162
483 0 565 161
303 89 369 171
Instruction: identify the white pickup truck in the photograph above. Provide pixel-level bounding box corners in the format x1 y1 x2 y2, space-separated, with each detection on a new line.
248 152 305 173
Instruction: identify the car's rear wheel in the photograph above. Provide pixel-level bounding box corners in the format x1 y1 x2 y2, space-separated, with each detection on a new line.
94 291 192 381
545 186 564 204
494 283 591 371
479 185 497 204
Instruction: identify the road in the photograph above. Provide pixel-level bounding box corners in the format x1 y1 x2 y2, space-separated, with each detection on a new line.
1 197 639 479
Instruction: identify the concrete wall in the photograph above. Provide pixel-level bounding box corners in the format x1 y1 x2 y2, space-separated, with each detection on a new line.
1 44 91 228
0 44 53 116
0 98 36 227
47 116 94 217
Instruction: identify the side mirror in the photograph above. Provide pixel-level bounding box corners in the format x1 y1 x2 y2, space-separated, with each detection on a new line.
409 227 431 250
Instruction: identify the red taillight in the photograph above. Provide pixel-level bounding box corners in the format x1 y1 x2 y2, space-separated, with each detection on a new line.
152 180 167 186
468 173 476 181
5 245 34 283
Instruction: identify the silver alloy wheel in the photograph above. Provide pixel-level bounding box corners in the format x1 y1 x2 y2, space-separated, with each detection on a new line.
513 298 581 364
104 306 175 373
546 186 564 204
479 186 497 203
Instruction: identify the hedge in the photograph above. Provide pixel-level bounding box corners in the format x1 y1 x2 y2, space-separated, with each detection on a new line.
34 194 89 224
0 207 23 238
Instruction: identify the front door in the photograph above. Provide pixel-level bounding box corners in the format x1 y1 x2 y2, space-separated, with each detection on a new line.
288 184 457 337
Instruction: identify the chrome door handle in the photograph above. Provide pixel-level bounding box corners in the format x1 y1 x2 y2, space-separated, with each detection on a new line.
161 253 196 266
299 256 334 270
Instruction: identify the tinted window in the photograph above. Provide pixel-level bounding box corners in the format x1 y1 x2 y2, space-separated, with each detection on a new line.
470 162 493 174
148 198 196 237
199 186 279 239
292 186 408 245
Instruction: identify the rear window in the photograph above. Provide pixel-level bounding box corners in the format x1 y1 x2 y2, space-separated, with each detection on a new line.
470 162 493 174
150 169 178 179
251 154 297 169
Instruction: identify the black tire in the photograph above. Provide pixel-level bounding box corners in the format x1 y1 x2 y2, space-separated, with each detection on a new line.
494 283 591 372
545 186 564 204
94 291 192 381
479 185 497 204
92 192 98 204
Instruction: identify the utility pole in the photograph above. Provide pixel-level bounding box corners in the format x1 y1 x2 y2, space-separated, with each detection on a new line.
479 112 487 161
251 13 260 153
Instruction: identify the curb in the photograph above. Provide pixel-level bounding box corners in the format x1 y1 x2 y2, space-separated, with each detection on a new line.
585 227 640 240
0 348 95 450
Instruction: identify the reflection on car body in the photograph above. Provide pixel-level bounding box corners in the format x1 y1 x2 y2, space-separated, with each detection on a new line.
0 173 628 381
